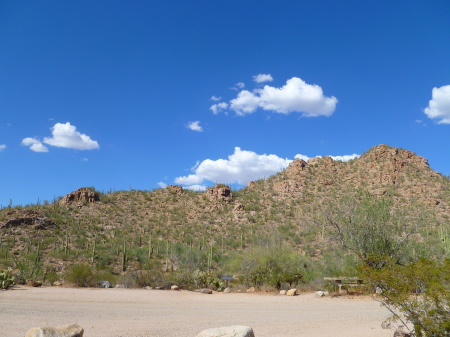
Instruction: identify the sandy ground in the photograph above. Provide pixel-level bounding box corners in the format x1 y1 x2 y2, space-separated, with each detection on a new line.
0 286 395 337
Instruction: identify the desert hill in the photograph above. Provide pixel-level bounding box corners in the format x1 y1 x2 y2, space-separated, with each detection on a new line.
1 144 449 287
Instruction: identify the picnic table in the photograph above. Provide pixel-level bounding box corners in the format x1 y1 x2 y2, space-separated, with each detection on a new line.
323 277 364 294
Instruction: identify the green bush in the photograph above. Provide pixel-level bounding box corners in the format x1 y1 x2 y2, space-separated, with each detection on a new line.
65 264 97 287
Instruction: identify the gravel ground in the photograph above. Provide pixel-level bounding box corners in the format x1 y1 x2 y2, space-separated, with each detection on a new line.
0 286 394 337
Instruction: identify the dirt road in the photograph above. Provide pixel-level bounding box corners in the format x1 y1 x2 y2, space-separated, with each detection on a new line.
1 286 394 337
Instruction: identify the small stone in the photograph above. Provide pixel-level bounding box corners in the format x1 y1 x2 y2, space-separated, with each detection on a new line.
98 280 112 288
53 281 63 287
171 285 180 290
279 290 287 295
199 288 213 294
223 287 231 293
316 291 325 297
246 287 256 293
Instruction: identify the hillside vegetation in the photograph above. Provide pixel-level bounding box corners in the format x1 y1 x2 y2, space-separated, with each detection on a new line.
1 144 449 290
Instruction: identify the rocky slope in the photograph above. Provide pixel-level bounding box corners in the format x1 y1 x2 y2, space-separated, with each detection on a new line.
1 144 449 276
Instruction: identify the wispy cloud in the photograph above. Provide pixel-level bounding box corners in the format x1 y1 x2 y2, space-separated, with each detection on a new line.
157 182 167 188
424 85 450 124
211 96 222 101
187 121 203 132
0 144 6 152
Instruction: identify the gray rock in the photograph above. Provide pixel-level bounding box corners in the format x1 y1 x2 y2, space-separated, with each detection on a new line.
199 288 213 294
171 285 180 290
196 325 255 337
223 287 231 293
279 290 287 295
98 280 112 288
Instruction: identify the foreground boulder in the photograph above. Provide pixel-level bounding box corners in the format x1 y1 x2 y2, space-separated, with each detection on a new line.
25 324 84 337
196 325 255 337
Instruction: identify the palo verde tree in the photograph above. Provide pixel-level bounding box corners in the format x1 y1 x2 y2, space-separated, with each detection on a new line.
321 191 450 336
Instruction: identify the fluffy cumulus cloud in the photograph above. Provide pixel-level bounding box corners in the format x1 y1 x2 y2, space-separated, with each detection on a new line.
253 74 273 83
210 102 228 115
210 96 222 101
0 144 6 151
43 122 99 150
175 147 292 188
174 174 204 185
230 77 337 117
424 85 450 124
21 138 49 152
187 121 203 132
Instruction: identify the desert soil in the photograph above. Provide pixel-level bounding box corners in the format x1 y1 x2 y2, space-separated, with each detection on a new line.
1 286 394 337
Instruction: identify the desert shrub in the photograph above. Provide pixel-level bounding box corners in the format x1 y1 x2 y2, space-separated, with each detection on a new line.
65 263 97 287
0 267 15 289
225 243 308 290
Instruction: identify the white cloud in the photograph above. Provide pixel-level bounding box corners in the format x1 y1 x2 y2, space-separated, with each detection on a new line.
424 85 450 124
22 138 49 152
175 174 204 185
294 154 309 161
294 153 360 162
0 144 6 151
236 82 245 89
211 96 222 101
229 77 337 117
157 182 167 188
43 122 99 150
253 74 273 83
175 147 292 186
187 121 203 132
210 102 229 115
185 184 207 192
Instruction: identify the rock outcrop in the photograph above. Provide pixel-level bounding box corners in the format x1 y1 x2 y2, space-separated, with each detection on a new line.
206 184 232 202
59 187 100 207
0 210 56 230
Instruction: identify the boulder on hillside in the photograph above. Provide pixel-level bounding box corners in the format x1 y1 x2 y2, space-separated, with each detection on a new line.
59 187 100 207
206 184 232 202
196 326 255 337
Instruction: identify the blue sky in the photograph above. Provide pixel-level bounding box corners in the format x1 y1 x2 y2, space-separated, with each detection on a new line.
1 0 449 207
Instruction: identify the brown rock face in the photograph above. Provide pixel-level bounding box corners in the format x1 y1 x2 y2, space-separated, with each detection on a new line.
206 184 232 202
59 187 100 207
